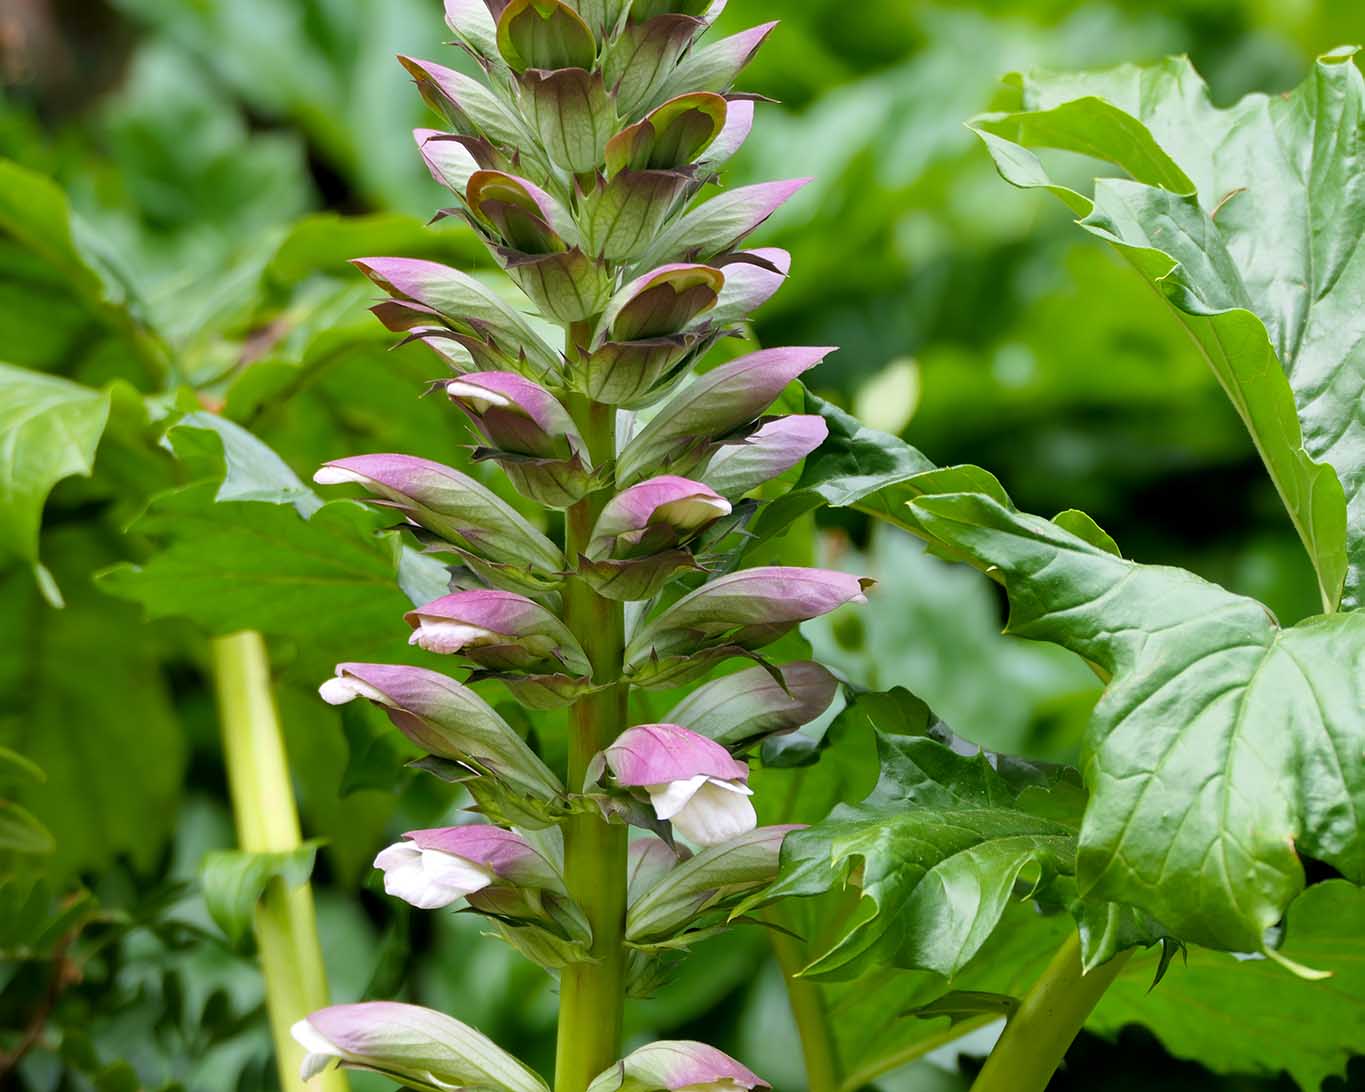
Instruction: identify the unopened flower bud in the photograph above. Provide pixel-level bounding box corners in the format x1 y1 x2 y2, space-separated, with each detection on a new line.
443 372 594 507
586 1040 768 1092
404 589 591 677
292 1002 549 1092
588 476 730 560
496 0 597 74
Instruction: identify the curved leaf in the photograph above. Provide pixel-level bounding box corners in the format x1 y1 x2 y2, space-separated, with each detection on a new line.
912 492 1365 953
971 50 1365 609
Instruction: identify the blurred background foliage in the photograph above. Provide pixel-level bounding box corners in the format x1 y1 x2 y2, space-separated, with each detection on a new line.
2 0 1363 1089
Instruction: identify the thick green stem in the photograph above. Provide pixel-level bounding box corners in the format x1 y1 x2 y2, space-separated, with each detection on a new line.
210 631 349 1092
555 390 630 1092
766 912 840 1092
969 931 1129 1092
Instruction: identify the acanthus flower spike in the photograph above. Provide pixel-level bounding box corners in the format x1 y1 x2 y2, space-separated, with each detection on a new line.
585 1040 769 1092
443 371 596 508
605 724 756 847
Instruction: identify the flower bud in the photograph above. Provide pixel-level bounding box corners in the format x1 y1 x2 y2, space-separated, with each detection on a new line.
605 91 728 176
599 265 724 343
626 825 802 943
373 824 559 909
405 589 591 677
319 662 563 801
292 1001 550 1092
588 476 730 560
519 67 617 173
664 661 838 748
443 372 595 507
605 724 755 847
603 13 706 115
313 454 563 586
586 1041 768 1092
666 20 777 99
615 346 834 485
495 0 597 74
633 176 809 272
467 170 572 255
701 414 828 499
351 255 561 380
624 567 873 685
397 55 551 183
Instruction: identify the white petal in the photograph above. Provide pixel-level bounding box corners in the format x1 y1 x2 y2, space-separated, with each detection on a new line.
318 675 389 707
703 776 753 796
292 1019 341 1080
670 780 758 847
313 466 366 486
418 848 496 894
380 858 467 909
409 619 499 654
446 380 512 412
646 774 710 821
373 841 422 871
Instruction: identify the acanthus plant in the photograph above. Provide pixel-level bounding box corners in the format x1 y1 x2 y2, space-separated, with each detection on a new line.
265 6 1365 1092
298 2 868 1091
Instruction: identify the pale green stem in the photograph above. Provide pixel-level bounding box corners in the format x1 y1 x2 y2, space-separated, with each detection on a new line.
210 631 349 1092
969 930 1130 1092
555 379 630 1092
765 911 841 1092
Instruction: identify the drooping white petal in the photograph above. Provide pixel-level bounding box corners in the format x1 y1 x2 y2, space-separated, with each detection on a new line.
318 675 389 706
646 774 710 821
669 778 758 847
291 1019 341 1081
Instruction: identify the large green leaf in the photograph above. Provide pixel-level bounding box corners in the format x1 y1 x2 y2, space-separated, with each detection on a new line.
98 414 448 671
910 491 1365 955
1092 881 1365 1090
0 364 112 604
748 723 1080 980
971 49 1365 610
749 699 1071 1092
0 528 185 880
0 159 171 386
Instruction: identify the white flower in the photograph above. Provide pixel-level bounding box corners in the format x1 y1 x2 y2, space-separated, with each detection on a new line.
646 774 757 847
373 841 496 910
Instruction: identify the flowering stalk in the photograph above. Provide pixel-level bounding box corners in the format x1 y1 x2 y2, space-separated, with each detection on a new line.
556 387 631 1092
210 633 348 1092
301 4 870 1091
